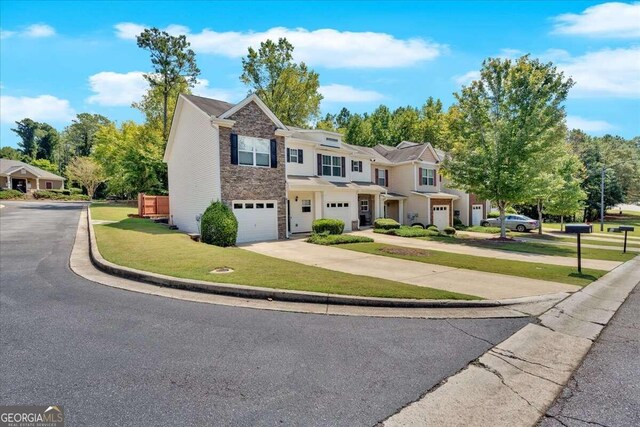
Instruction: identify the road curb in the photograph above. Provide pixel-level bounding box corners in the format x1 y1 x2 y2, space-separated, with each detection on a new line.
381 254 639 426
86 208 567 310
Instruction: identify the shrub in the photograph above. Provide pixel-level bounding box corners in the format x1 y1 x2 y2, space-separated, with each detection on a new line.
32 190 89 201
487 211 500 218
200 201 238 247
48 189 71 196
453 217 463 227
312 218 344 235
426 224 438 230
506 206 517 214
69 187 83 195
466 225 505 234
307 234 373 245
411 224 425 229
374 226 445 238
374 218 401 230
443 226 457 235
0 189 26 199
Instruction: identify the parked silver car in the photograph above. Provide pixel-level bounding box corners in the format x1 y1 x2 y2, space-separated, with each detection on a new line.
481 214 539 232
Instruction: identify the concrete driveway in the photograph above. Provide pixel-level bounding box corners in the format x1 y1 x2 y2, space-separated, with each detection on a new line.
350 229 622 271
242 239 581 300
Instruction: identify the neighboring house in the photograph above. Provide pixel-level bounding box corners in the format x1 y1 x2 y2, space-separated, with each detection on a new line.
164 93 488 243
0 159 65 193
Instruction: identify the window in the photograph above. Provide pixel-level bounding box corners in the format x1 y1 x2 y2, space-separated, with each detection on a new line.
301 200 311 213
266 203 275 208
351 160 363 172
256 203 265 209
360 200 369 212
245 203 254 209
45 181 53 190
421 168 435 186
239 136 270 167
326 137 339 142
233 203 243 209
287 148 303 163
377 169 386 186
322 155 343 177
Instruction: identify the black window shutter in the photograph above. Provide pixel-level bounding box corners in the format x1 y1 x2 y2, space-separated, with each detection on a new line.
341 157 346 177
270 139 277 168
298 149 303 164
230 133 238 165
358 161 362 172
286 148 291 163
385 169 389 187
317 154 322 176
375 168 379 184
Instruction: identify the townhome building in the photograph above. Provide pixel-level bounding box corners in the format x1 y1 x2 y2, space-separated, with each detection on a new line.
164 93 488 243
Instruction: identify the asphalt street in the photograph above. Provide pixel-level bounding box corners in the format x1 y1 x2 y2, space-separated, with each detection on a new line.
540 282 640 427
0 202 530 426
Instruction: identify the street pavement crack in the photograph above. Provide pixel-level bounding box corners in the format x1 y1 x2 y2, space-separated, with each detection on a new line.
444 319 496 346
487 351 565 386
491 347 568 372
555 308 607 327
551 414 612 427
472 361 543 414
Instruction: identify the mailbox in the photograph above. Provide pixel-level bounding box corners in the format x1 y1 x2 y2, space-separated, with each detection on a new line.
619 226 635 232
565 224 592 234
612 226 635 253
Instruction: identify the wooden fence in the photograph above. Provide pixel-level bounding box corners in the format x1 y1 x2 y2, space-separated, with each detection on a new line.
138 193 170 217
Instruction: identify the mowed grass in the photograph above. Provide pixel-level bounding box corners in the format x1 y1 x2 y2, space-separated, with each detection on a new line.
512 232 640 249
542 209 640 238
90 209 478 300
339 242 606 287
91 202 137 221
415 234 635 262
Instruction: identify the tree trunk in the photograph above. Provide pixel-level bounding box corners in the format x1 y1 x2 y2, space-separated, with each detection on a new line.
163 89 169 141
537 199 543 235
560 215 564 231
498 201 507 239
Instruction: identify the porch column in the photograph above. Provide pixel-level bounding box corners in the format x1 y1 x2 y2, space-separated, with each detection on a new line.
314 192 323 220
36 178 40 190
398 200 404 225
377 195 383 218
7 176 11 189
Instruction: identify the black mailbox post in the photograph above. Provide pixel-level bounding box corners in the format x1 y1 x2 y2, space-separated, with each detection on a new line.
619 226 635 253
565 224 593 273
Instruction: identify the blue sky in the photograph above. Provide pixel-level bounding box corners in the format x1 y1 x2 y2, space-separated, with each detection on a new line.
1 1 639 148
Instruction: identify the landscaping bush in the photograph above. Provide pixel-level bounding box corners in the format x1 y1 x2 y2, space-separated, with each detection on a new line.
200 201 238 247
487 211 500 218
411 224 425 229
374 218 401 230
453 217 463 227
443 226 457 235
426 224 438 230
0 189 26 199
48 189 71 196
307 234 373 245
69 187 83 195
33 190 89 201
374 226 446 238
466 225 505 234
312 218 345 235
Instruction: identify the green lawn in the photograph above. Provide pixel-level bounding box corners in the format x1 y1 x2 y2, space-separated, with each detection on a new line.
340 243 606 287
91 202 137 221
90 205 478 300
512 232 640 248
542 209 640 238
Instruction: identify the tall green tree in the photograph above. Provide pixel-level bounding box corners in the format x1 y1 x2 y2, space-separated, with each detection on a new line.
136 27 200 140
65 156 105 199
546 154 587 230
35 123 59 161
419 97 452 150
11 119 40 159
240 38 323 127
0 146 23 160
133 79 190 136
64 113 112 156
29 158 58 174
444 55 574 238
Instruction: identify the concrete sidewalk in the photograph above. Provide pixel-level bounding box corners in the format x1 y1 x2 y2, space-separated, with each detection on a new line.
243 239 580 300
351 229 622 271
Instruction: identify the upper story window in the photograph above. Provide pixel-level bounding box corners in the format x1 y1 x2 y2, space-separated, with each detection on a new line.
287 148 303 164
420 168 436 186
351 160 363 172
322 155 343 177
239 136 270 167
377 169 386 186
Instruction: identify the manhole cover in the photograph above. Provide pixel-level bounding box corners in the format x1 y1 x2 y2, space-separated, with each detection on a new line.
210 267 234 274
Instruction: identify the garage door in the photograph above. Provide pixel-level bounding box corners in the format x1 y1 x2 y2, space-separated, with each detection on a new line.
472 204 483 226
325 201 352 231
432 205 449 230
232 200 278 243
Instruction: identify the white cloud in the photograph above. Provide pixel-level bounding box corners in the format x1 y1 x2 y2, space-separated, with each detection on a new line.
319 84 384 103
559 47 640 98
114 22 443 68
1 23 55 39
87 71 148 106
453 70 480 86
24 24 56 38
192 79 245 103
552 2 640 38
0 95 75 123
566 115 615 132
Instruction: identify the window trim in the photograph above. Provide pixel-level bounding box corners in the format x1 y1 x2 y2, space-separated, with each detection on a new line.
377 169 386 187
322 154 343 177
301 199 311 213
238 135 271 168
360 199 369 212
421 168 435 186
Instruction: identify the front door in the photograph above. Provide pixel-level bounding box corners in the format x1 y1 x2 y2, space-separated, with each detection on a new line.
12 179 26 193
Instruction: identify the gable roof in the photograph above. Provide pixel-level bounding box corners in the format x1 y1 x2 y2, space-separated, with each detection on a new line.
343 143 393 164
182 94 235 118
0 159 65 180
219 93 287 130
379 143 429 163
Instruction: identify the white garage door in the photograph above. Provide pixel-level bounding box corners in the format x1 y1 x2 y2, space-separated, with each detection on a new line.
472 204 484 226
325 201 352 231
232 200 278 243
432 205 449 230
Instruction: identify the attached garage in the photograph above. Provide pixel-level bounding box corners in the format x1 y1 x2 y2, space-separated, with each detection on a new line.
232 200 278 243
432 205 450 230
471 204 484 226
325 201 352 232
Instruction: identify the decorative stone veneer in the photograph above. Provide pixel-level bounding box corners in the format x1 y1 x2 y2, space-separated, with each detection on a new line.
218 101 287 239
429 198 453 227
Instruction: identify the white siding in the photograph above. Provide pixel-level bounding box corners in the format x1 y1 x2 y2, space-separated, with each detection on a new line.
167 101 221 233
285 142 315 176
350 157 372 183
415 162 441 193
388 164 415 195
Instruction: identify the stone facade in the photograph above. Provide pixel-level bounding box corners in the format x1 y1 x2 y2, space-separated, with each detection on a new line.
218 101 287 239
429 197 453 226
